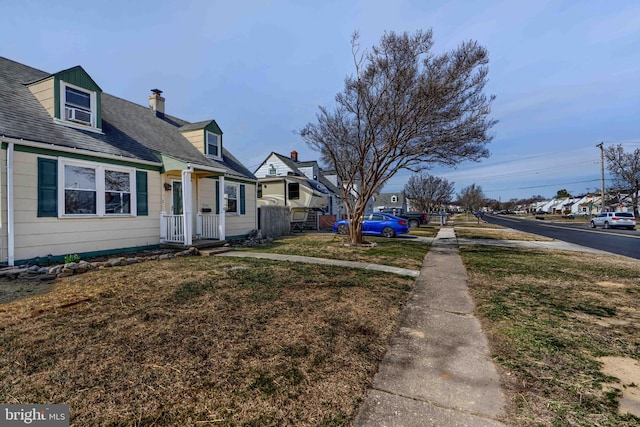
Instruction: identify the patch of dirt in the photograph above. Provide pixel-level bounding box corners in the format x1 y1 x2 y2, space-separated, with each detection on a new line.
0 248 183 305
0 279 55 305
572 312 631 327
599 356 640 417
597 281 627 288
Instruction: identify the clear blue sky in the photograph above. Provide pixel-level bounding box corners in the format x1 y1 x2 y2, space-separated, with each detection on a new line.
2 0 639 201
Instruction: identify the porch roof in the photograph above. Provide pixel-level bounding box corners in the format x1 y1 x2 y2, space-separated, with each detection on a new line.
159 153 226 176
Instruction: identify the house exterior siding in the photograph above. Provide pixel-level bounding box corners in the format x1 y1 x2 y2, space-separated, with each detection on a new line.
224 179 257 238
1 57 257 264
27 78 55 117
4 150 162 263
182 129 205 156
255 155 290 177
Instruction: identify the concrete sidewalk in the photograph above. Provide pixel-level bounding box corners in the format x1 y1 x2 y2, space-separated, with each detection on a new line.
354 227 507 426
215 251 420 277
212 230 623 426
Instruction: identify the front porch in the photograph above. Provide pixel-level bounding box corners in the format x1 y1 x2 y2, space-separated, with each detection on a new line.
160 212 225 247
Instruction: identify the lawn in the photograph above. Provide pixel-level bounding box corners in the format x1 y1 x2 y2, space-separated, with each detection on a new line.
239 232 430 271
454 227 553 241
5 230 638 425
460 245 640 426
0 241 422 425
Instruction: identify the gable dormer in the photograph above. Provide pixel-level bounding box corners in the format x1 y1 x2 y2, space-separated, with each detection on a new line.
179 120 223 161
28 66 102 131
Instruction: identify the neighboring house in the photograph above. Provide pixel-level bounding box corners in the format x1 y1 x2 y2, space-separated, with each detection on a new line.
373 193 408 214
0 57 256 265
254 151 343 216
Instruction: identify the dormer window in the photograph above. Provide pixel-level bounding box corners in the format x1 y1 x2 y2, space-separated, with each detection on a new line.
206 131 221 159
391 195 398 203
61 81 97 128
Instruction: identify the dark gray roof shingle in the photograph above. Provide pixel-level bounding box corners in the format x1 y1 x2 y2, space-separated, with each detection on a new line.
0 56 255 181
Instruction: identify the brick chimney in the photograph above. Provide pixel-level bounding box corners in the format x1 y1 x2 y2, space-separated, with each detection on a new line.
149 89 165 116
290 150 298 162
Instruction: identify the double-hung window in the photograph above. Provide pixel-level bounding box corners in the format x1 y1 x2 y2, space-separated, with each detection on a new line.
206 131 221 159
224 183 246 215
61 160 135 216
105 170 131 214
62 82 95 127
64 165 97 214
224 184 238 214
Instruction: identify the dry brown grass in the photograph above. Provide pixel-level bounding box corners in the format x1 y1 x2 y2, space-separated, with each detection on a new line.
240 232 429 270
0 256 415 425
455 227 553 241
461 246 640 426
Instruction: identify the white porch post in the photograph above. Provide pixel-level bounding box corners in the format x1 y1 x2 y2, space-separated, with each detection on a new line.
181 166 193 246
160 211 167 242
218 175 226 241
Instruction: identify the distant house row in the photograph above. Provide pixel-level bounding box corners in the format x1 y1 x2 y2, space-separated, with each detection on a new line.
528 193 637 216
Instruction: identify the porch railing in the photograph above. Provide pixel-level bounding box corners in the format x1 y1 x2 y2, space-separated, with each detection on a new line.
161 212 220 243
160 213 185 243
197 213 220 239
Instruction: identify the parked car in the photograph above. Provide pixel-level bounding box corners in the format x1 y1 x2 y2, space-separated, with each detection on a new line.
333 212 409 238
590 212 636 230
399 212 429 228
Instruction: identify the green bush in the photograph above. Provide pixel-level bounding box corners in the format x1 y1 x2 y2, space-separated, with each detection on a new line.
64 254 80 264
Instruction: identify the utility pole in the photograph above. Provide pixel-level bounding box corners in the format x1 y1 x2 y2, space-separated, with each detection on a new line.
596 142 605 213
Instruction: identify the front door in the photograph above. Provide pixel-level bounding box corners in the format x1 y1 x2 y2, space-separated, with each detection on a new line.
172 181 183 215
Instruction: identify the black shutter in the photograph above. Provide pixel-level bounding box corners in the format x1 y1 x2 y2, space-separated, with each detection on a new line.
240 184 246 215
37 158 58 217
136 171 148 216
215 180 220 213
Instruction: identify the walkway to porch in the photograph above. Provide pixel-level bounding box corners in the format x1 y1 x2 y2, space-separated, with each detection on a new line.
160 239 228 250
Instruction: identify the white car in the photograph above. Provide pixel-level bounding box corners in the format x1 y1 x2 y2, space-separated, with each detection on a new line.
590 212 636 230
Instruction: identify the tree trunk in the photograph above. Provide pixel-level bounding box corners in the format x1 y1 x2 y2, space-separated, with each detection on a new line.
346 204 367 245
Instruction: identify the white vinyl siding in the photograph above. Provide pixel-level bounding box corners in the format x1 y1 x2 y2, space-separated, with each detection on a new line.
4 151 162 263
224 182 256 237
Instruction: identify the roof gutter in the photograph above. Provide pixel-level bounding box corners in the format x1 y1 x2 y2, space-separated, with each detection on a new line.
189 162 227 174
0 135 163 168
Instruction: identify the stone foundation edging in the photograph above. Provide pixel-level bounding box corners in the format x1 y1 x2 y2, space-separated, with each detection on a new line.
0 247 200 282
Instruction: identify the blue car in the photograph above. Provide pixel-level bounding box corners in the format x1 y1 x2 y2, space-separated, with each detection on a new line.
333 212 409 238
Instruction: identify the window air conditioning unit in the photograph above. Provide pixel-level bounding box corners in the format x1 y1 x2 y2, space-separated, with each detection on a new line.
65 106 91 124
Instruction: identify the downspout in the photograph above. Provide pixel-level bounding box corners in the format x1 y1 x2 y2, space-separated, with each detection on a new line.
255 181 258 231
218 175 225 241
181 164 194 246
7 142 14 265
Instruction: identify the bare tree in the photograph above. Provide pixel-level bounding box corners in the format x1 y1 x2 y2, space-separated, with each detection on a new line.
403 173 454 213
605 144 640 217
300 30 496 243
457 183 486 213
